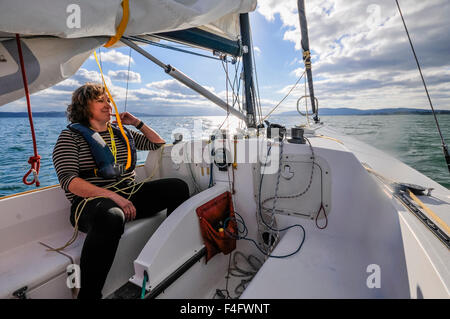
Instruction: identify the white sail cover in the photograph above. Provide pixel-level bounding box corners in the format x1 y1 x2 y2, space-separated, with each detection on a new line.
0 0 257 107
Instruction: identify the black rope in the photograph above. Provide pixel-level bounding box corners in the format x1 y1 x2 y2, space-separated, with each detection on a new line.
395 0 450 174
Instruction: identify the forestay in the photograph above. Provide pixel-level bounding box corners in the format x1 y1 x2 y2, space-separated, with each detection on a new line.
0 0 257 106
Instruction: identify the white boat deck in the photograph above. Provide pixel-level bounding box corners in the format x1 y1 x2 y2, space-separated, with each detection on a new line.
241 127 450 298
0 128 448 299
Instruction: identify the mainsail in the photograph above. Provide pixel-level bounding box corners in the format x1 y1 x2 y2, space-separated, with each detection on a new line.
0 0 257 107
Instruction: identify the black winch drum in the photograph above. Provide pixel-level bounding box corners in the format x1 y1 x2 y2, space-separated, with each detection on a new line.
288 127 306 144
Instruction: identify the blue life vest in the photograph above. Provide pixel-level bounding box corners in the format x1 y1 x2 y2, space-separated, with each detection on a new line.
68 123 137 179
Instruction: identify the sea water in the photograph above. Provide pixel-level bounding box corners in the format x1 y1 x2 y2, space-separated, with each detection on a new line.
0 114 449 197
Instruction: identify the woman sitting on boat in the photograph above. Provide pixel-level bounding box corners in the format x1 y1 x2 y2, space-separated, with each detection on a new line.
52 82 190 299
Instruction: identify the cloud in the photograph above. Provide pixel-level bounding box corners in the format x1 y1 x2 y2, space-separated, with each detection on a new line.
72 68 105 85
108 70 141 83
89 49 134 67
146 79 216 99
257 0 450 110
53 78 81 91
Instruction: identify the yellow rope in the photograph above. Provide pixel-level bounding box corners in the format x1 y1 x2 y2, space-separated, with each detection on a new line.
93 51 132 170
303 50 311 60
316 135 345 145
47 146 165 252
107 123 117 163
232 138 238 169
363 164 449 237
303 50 312 70
408 190 450 235
103 0 130 48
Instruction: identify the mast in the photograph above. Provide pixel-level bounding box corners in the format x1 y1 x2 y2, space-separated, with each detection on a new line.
297 0 319 123
239 13 257 128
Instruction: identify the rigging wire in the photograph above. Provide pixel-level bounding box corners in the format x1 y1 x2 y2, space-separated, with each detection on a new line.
262 71 306 122
219 57 243 130
230 59 242 109
395 0 450 174
234 60 242 111
248 23 263 126
124 47 132 112
218 58 232 130
126 36 230 62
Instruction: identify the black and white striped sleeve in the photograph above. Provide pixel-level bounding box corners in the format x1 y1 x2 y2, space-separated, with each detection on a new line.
52 129 80 191
131 130 164 151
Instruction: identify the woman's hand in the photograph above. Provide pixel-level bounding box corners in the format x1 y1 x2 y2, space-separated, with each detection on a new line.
113 112 140 127
67 177 137 221
113 111 165 144
109 193 136 221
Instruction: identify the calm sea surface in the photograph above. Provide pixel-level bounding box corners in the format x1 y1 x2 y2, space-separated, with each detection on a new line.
1 114 449 197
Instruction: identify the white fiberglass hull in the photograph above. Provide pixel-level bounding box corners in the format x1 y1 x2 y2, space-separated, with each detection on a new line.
0 127 448 299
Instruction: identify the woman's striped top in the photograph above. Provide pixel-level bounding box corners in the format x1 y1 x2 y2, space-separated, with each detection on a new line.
52 127 162 203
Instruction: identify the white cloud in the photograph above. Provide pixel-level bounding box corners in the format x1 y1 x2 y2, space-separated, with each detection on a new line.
108 70 141 83
146 79 215 99
0 70 222 114
257 0 450 110
89 49 134 67
73 68 105 84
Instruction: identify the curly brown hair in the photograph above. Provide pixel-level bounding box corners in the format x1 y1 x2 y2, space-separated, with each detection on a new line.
66 82 106 125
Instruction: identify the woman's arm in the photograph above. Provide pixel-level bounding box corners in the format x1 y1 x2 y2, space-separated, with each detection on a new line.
68 177 137 220
53 130 136 220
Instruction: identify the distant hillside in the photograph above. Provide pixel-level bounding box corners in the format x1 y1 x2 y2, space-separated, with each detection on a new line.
0 111 66 117
280 108 450 116
1 108 449 117
0 112 199 118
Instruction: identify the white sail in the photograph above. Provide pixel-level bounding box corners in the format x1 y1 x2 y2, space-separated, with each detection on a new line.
0 0 257 107
0 0 256 40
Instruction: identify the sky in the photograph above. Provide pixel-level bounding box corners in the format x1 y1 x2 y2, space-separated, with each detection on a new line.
2 0 450 116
